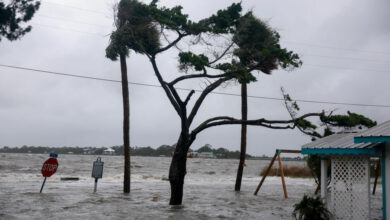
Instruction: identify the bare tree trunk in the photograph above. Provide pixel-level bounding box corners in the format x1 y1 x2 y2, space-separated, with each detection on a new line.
235 83 247 191
169 135 190 205
120 54 131 193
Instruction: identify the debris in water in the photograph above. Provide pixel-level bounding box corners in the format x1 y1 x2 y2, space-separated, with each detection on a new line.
60 177 79 181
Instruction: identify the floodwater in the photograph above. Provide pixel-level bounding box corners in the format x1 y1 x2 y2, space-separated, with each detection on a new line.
0 153 383 219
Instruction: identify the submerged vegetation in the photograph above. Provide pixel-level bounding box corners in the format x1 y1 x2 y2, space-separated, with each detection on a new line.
260 165 312 178
292 195 330 220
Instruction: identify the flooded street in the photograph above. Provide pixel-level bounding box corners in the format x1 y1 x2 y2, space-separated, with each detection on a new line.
0 153 382 219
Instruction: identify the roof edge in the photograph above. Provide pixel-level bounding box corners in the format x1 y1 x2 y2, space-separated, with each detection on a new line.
354 136 390 144
301 148 378 156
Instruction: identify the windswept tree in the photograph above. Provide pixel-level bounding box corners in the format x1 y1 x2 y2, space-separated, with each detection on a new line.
282 88 377 140
282 89 377 192
233 13 302 191
107 0 374 205
0 0 40 42
106 0 160 193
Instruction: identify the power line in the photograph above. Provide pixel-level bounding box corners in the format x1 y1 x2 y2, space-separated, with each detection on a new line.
301 53 390 64
38 1 390 57
30 20 390 69
37 14 112 28
29 14 390 64
285 41 390 56
42 1 111 16
31 22 106 37
30 24 390 67
0 64 121 83
304 63 388 74
1 64 390 108
26 22 390 72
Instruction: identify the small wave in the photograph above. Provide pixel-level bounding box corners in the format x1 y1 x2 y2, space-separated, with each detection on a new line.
22 192 41 195
141 175 165 180
77 197 106 205
0 213 17 219
60 177 80 181
62 205 78 210
132 164 144 168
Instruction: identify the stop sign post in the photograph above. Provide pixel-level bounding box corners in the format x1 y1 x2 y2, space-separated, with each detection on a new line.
40 153 59 193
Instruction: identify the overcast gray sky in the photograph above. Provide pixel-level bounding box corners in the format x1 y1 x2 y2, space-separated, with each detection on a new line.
0 0 389 156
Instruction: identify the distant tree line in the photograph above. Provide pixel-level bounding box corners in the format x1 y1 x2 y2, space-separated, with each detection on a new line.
0 144 255 159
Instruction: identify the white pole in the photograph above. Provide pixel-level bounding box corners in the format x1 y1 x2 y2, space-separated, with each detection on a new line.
321 157 328 201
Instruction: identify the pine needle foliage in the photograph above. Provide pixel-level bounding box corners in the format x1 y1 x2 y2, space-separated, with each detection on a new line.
0 0 40 41
292 195 330 220
106 0 160 60
321 111 377 129
233 12 301 78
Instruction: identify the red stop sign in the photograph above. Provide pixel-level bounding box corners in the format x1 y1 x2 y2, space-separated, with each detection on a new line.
41 158 59 177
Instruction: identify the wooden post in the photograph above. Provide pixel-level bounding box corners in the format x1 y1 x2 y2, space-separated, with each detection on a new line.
254 152 278 195
373 159 381 195
280 150 301 154
278 153 288 198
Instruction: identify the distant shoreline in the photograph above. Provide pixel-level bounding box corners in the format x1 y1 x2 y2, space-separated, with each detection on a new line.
0 151 306 161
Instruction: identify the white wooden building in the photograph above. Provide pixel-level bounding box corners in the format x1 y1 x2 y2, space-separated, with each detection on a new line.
355 120 390 219
301 127 384 219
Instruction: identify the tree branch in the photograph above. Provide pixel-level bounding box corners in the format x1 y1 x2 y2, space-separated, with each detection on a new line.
208 42 234 65
169 71 229 86
167 84 184 106
162 30 184 52
187 77 233 127
190 112 325 139
184 90 195 106
281 87 309 134
154 31 188 55
150 56 181 115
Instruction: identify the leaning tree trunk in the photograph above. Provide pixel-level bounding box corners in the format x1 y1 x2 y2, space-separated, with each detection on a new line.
169 134 190 205
120 54 131 193
235 83 247 191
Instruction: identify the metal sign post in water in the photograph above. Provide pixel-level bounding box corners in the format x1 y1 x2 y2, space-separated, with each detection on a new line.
92 157 104 192
40 153 59 193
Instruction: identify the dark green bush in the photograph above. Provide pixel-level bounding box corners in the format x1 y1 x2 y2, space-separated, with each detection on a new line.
292 195 330 220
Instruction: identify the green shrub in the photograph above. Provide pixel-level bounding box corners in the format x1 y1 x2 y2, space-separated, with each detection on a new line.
292 195 330 220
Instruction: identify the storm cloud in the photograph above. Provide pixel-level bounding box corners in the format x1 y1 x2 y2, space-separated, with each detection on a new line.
0 0 389 156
